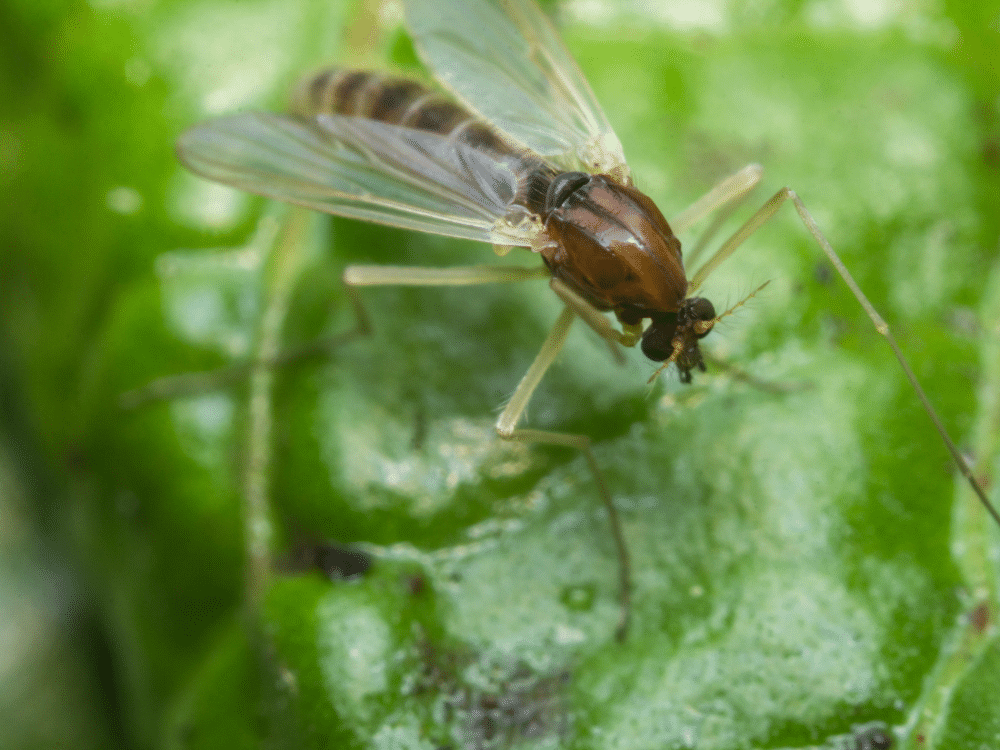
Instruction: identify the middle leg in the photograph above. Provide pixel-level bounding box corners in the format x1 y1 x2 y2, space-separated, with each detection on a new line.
347 261 635 638
496 305 633 641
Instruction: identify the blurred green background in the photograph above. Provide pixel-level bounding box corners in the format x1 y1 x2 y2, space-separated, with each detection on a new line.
2 0 999 748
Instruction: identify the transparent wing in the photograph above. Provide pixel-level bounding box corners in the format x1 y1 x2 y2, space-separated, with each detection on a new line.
405 0 630 182
176 111 541 245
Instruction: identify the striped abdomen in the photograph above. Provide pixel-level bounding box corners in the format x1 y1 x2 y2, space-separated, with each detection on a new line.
291 68 555 213
292 71 700 371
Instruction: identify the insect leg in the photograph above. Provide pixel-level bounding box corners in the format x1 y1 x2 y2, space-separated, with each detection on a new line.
342 264 549 286
677 164 765 269
496 306 633 641
344 260 632 636
121 264 548 407
670 163 764 236
691 186 1000 527
549 277 639 364
340 265 548 372
550 277 642 346
118 281 373 409
785 190 999 528
279 265 549 364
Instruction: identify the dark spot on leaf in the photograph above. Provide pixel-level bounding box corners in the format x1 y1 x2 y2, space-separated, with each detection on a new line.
281 541 373 579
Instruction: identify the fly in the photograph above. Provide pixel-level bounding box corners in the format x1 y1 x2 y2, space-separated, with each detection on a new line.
176 0 1000 641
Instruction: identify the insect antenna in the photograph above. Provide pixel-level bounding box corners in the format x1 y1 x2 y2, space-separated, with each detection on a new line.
645 280 770 384
702 279 771 330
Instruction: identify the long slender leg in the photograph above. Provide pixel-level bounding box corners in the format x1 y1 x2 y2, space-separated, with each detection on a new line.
311 261 639 633
548 278 640 365
691 184 1000 527
786 191 1000 528
683 178 763 270
121 264 548 408
496 306 633 641
670 163 764 236
119 285 372 408
688 186 791 294
343 263 549 286
348 261 634 638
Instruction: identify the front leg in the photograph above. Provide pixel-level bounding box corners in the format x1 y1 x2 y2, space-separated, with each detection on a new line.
689 185 1000 527
549 277 642 365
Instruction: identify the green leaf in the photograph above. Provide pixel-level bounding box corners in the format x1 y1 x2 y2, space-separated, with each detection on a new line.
3 1 998 749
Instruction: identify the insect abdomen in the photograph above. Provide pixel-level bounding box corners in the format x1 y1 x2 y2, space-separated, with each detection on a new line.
292 68 523 160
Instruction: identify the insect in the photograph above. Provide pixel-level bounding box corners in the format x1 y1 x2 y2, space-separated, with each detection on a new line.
176 0 999 640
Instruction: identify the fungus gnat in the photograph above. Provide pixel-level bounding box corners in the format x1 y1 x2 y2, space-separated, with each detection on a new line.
176 0 999 641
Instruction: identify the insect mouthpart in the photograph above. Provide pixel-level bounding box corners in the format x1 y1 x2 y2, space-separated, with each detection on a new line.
640 297 716 382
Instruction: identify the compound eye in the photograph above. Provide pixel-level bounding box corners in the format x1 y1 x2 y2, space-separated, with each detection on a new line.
640 314 678 362
689 297 716 321
688 297 716 338
545 172 591 211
